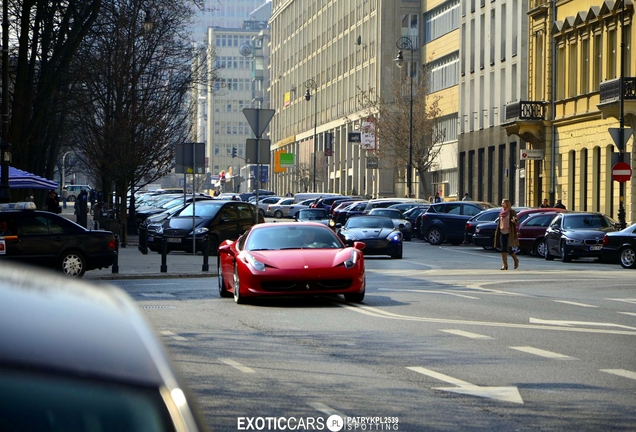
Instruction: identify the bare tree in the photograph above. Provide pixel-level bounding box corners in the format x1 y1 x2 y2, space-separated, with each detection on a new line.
358 74 445 198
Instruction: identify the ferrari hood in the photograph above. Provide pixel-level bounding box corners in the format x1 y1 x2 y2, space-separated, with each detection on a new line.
247 249 350 270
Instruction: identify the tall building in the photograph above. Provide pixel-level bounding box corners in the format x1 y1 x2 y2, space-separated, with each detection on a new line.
269 0 432 198
458 0 529 206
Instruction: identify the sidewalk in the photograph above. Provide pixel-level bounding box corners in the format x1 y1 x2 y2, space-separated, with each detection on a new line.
59 206 215 280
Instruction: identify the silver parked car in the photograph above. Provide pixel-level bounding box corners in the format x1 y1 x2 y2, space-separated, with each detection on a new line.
266 197 296 218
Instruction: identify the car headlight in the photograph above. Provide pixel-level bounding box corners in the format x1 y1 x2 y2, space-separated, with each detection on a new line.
343 233 358 241
388 232 402 242
475 227 481 233
344 250 358 269
155 227 163 234
564 237 584 245
194 227 209 235
245 252 266 271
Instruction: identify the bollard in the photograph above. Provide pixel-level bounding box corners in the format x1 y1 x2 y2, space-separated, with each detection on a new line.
138 225 148 255
160 237 168 273
119 220 126 248
202 234 210 272
112 234 119 274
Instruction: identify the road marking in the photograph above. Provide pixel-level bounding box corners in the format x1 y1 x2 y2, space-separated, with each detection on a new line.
600 369 636 380
307 402 347 418
606 298 636 305
553 300 598 308
440 329 493 339
618 312 636 317
333 302 636 335
219 358 255 373
530 317 636 331
510 346 576 360
159 330 187 341
141 293 176 298
379 288 481 299
407 366 523 404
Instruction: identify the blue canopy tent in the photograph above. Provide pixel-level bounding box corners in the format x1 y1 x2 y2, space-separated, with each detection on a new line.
0 166 58 190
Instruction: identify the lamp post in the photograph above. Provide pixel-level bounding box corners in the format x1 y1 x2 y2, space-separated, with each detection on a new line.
304 79 318 192
0 0 11 203
394 37 415 198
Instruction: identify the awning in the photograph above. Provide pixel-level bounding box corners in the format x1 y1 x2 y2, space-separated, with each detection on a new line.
0 166 59 190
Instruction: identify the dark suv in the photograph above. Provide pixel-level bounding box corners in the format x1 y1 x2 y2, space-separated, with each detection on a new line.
154 200 263 254
420 201 494 245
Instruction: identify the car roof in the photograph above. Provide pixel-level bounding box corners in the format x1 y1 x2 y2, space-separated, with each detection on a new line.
0 265 169 387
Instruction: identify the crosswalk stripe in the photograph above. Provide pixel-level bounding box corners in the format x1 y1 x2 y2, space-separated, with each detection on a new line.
510 346 576 360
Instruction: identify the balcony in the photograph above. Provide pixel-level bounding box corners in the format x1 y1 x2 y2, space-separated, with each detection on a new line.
598 77 636 122
503 101 546 144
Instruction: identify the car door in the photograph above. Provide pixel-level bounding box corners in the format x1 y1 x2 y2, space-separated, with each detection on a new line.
212 204 242 243
544 213 563 256
14 213 63 268
279 198 295 216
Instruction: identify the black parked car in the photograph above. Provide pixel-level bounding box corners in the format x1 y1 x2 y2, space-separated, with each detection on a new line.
338 215 403 258
335 200 369 225
420 201 495 245
0 264 206 431
0 203 117 277
464 208 503 244
544 212 618 262
601 223 636 268
154 200 263 254
403 206 429 240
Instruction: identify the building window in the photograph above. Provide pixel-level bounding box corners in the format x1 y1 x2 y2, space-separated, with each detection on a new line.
581 37 589 94
429 52 459 93
568 39 578 97
423 0 460 43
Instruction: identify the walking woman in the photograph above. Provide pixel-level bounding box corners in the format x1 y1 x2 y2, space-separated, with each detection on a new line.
494 199 519 270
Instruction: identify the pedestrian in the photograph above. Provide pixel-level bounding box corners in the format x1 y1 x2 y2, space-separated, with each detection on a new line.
462 192 472 201
61 187 68 209
539 198 550 208
89 188 96 209
75 189 89 228
286 191 293 197
434 192 443 203
494 198 519 270
45 190 61 214
554 199 566 209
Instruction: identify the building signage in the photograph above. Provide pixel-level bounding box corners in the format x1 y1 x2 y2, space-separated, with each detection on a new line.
520 149 544 160
348 132 361 143
361 122 375 150
279 152 295 167
324 132 333 156
367 156 379 169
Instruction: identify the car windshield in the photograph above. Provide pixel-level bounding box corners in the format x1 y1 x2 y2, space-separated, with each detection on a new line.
346 216 394 229
563 214 611 229
297 210 328 220
246 225 342 250
178 202 221 218
370 209 401 218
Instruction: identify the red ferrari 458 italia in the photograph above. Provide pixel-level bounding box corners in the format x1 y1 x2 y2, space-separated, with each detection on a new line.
217 222 366 304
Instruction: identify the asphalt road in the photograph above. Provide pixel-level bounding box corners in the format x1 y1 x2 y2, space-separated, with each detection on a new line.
108 241 636 432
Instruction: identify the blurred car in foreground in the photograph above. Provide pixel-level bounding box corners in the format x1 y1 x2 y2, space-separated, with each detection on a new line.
367 207 413 241
338 215 403 258
0 202 117 277
0 264 205 431
217 222 366 304
295 208 333 227
544 212 618 262
601 223 636 268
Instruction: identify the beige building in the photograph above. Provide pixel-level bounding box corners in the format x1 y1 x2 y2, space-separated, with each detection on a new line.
268 0 423 197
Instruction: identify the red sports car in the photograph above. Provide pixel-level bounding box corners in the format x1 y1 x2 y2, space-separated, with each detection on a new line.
217 222 366 304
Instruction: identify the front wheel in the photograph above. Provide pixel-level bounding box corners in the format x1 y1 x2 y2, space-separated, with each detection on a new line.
544 241 555 260
233 264 247 304
274 210 283 218
534 239 547 258
391 247 403 259
60 251 86 277
560 241 572 262
619 246 636 269
344 291 365 303
218 259 232 297
427 227 444 245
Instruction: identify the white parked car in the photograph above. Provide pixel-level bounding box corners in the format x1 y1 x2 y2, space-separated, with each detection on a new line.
266 197 296 218
287 198 318 218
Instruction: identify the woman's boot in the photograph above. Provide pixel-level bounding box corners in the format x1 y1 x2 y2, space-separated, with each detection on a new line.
500 253 508 270
512 252 519 269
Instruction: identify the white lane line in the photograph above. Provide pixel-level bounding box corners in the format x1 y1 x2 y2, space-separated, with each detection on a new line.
219 358 255 373
407 366 523 404
607 298 636 305
510 346 576 360
618 312 636 317
600 369 636 380
530 318 636 331
141 293 176 298
553 300 598 308
441 329 493 339
307 402 347 419
379 289 481 299
159 330 187 341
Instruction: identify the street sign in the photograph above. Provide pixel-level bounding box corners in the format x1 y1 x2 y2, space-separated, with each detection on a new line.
608 128 633 152
612 161 632 182
242 108 275 138
519 149 544 160
245 139 271 164
348 132 361 143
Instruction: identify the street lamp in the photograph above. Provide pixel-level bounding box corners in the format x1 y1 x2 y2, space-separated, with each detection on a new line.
0 0 11 203
304 78 318 192
394 37 415 198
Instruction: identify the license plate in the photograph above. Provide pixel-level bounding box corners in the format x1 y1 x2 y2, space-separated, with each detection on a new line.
589 245 602 251
166 238 181 243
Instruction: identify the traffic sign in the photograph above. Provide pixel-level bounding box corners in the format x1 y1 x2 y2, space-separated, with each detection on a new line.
608 128 633 152
242 108 275 138
612 161 632 182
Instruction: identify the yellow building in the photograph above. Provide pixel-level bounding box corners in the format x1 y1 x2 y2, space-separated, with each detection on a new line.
506 0 634 225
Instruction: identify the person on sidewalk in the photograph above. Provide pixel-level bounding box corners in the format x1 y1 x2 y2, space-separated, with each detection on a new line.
494 199 519 270
75 189 89 228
